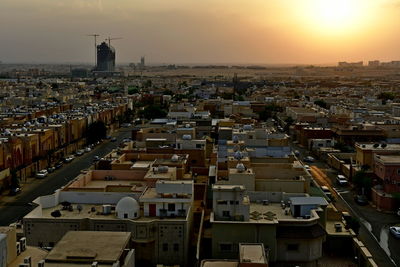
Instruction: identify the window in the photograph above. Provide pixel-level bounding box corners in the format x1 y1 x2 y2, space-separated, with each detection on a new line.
287 244 299 251
220 243 232 252
168 203 175 211
217 200 228 205
229 200 239 205
397 169 400 175
124 213 128 218
163 243 168 252
222 210 230 217
196 144 202 148
173 243 179 252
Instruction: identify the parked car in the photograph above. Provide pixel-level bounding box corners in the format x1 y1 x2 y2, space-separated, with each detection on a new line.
304 165 311 172
389 226 400 238
9 187 21 196
294 150 300 157
111 137 117 142
122 138 132 143
64 155 75 163
75 149 84 156
121 123 131 128
303 156 315 163
354 194 368 206
105 136 112 140
36 169 48 179
55 161 63 169
47 166 55 173
321 186 333 201
397 208 400 216
336 175 348 186
84 147 91 153
93 155 100 162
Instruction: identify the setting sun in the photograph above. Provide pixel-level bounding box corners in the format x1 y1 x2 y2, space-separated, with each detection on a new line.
298 0 372 34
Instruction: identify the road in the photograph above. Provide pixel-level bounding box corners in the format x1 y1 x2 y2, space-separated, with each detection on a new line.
291 141 400 267
0 127 132 226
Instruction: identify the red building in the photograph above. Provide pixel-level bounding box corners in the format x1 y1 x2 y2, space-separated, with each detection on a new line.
372 154 400 211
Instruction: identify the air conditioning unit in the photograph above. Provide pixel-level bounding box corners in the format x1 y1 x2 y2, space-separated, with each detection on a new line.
18 264 29 267
37 260 45 267
16 242 21 255
20 237 27 252
102 205 111 215
24 256 31 266
304 215 311 219
112 261 120 267
92 262 99 267
262 200 269 206
334 223 343 232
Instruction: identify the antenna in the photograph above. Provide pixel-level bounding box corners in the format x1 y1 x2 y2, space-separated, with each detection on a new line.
87 34 100 66
105 37 123 47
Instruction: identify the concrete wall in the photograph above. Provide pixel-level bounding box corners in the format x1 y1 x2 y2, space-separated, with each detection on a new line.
211 222 277 262
276 237 323 262
255 179 306 193
251 163 305 180
0 234 6 267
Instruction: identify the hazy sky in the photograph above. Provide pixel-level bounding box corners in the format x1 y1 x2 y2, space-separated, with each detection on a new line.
1 0 399 64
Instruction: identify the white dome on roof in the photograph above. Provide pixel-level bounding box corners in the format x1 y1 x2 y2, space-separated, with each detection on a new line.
236 163 246 172
171 154 179 162
116 197 140 219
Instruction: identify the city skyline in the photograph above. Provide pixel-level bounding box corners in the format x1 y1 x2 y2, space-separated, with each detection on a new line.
1 0 400 64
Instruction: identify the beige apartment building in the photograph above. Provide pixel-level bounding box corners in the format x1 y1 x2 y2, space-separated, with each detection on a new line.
23 179 194 267
210 185 327 267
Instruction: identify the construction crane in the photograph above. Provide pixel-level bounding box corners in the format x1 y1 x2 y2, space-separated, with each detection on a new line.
105 37 123 47
87 34 100 66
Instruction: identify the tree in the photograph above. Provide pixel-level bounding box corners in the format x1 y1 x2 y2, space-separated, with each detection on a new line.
163 90 173 95
314 99 327 109
127 87 139 95
258 104 282 121
377 92 395 101
143 79 152 88
284 116 294 131
10 170 20 189
353 170 372 195
86 121 107 145
139 105 167 120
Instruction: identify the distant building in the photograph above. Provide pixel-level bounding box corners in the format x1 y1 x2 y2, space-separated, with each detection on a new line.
338 61 363 67
95 42 115 72
71 68 89 78
368 60 380 67
140 56 145 68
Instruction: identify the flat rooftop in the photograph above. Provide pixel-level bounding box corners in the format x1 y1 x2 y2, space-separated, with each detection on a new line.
356 143 400 150
27 203 188 222
375 154 400 164
45 231 130 264
201 260 238 267
79 180 146 192
239 243 267 264
325 221 353 237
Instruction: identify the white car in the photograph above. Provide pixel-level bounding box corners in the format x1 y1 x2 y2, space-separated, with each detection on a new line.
64 155 75 163
76 149 84 156
304 165 311 172
84 147 91 152
36 169 48 179
303 156 315 163
336 175 348 186
389 226 400 238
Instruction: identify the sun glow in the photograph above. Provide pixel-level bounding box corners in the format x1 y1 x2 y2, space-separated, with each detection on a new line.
301 0 370 34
